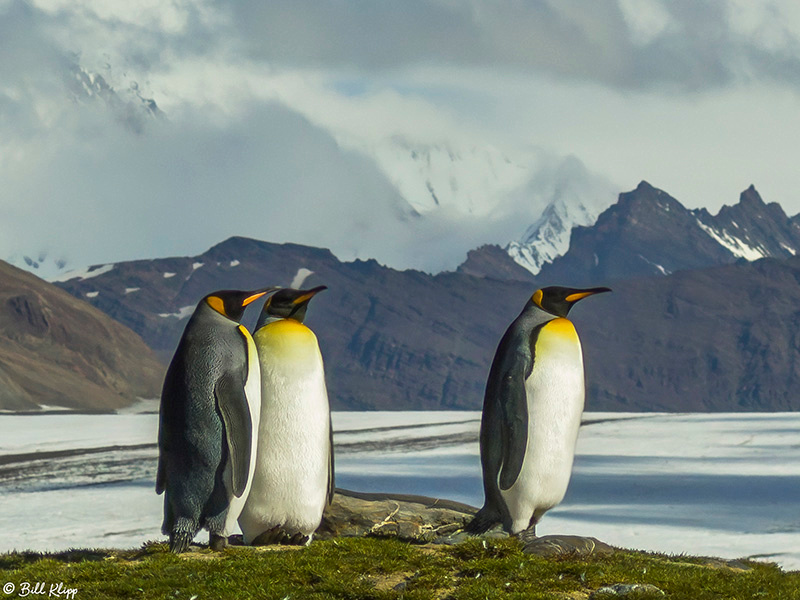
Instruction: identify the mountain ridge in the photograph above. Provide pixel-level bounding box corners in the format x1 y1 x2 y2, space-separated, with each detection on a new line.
53 226 800 413
517 181 800 285
0 260 164 411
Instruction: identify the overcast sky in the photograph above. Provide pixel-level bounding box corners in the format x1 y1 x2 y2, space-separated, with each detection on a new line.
3 0 800 273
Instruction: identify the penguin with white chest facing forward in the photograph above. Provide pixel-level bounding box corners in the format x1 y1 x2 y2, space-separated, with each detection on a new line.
157 287 277 553
465 286 611 538
239 285 333 545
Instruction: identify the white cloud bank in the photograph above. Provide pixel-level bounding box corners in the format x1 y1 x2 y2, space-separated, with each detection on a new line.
2 0 800 274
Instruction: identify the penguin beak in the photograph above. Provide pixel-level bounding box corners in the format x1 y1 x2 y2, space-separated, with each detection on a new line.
291 285 328 305
242 287 281 307
565 287 612 303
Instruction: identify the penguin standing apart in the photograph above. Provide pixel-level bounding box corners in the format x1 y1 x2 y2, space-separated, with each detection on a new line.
465 286 611 537
156 287 277 553
239 285 333 545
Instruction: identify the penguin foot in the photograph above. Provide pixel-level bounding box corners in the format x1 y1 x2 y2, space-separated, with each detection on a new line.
250 526 310 546
285 532 310 546
516 526 537 545
463 507 500 535
209 533 229 552
251 526 285 546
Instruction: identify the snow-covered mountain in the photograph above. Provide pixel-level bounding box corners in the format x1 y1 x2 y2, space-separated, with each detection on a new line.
358 136 618 273
3 64 164 280
67 64 163 133
535 181 800 285
368 137 534 216
504 156 618 275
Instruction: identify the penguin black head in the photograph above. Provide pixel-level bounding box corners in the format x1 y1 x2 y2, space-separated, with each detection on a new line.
530 286 611 318
258 285 327 326
204 287 280 322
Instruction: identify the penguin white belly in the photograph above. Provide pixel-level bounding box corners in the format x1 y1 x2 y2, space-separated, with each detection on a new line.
223 326 262 536
239 319 330 543
500 317 585 534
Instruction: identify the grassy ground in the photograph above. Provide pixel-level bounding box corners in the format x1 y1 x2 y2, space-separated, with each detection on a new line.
0 537 796 600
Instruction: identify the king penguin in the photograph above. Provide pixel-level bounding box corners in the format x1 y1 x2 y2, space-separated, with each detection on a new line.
239 285 333 546
465 286 611 537
156 287 277 553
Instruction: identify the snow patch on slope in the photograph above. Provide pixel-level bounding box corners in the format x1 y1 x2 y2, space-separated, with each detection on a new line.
695 220 768 261
290 268 314 288
158 305 195 319
50 264 114 283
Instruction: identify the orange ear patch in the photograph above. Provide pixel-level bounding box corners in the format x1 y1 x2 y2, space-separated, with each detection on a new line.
206 296 226 316
532 289 544 308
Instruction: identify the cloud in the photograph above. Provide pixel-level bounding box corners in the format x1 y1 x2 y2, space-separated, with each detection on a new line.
220 0 800 91
3 0 800 278
0 95 420 265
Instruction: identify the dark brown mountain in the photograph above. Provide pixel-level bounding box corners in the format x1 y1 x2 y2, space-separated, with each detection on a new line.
456 244 536 282
535 182 735 284
580 255 800 411
56 237 533 410
478 182 800 287
693 185 800 260
0 260 165 411
55 235 800 412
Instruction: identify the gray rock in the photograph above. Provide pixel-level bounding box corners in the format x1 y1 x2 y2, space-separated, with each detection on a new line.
435 525 509 545
524 535 615 558
317 489 478 542
590 583 665 598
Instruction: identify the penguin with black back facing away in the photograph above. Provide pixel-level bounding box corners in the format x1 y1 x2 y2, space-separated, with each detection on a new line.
465 286 611 538
239 285 333 546
156 287 278 553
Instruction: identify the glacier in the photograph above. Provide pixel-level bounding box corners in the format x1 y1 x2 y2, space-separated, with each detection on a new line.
1 411 799 570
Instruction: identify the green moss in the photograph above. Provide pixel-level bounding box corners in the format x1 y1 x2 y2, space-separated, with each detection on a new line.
0 538 796 600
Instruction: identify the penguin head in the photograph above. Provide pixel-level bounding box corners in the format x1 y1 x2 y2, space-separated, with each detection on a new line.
203 287 279 322
257 285 327 326
530 286 611 318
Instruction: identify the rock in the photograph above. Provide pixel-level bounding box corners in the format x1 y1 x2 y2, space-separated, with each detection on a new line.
589 583 665 598
317 489 478 542
524 535 615 558
435 525 509 545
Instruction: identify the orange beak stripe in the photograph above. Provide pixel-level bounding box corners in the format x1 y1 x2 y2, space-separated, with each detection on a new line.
292 292 316 305
565 291 597 303
242 291 269 306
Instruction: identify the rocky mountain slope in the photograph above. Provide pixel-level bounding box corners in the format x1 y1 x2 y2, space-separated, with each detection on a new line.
534 181 800 285
54 233 800 412
55 237 532 410
0 260 164 411
581 256 800 411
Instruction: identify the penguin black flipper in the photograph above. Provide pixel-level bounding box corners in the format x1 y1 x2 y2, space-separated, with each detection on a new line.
156 368 179 496
215 372 253 498
326 415 335 506
466 345 531 534
497 352 531 491
155 456 166 495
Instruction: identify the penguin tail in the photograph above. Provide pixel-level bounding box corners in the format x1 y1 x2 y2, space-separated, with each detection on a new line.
463 506 500 535
169 518 198 553
169 531 193 554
